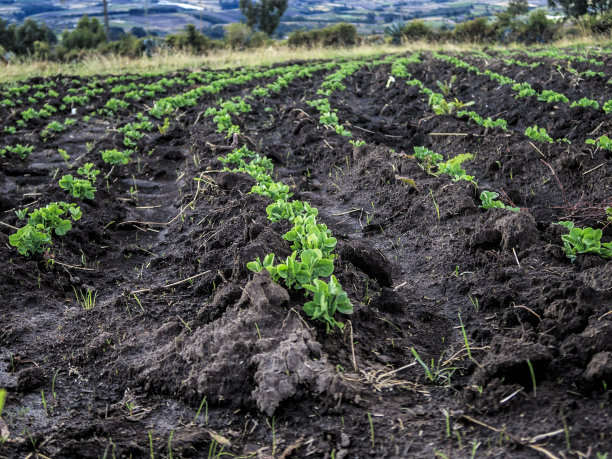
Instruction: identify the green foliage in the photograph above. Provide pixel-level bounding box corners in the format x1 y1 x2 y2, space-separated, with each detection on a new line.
4 144 33 160
28 202 81 236
570 97 599 109
101 148 133 165
251 181 292 201
603 100 612 114
537 90 569 103
239 0 288 36
437 153 476 184
586 135 612 150
303 275 353 333
283 215 337 257
288 23 357 47
59 15 106 52
58 175 96 200
413 146 443 173
165 24 210 52
512 82 537 98
556 221 612 261
525 125 554 143
266 199 318 222
10 202 82 256
479 191 519 212
9 225 52 256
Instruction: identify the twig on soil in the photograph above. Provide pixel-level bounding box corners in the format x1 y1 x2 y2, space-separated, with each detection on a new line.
279 436 305 459
513 304 541 321
345 320 358 373
512 248 521 268
430 132 469 136
323 139 333 150
461 415 561 459
598 310 612 321
131 270 211 294
54 261 95 271
588 121 604 136
0 220 18 230
529 141 545 158
351 124 404 138
499 388 523 404
539 158 568 207
582 163 603 176
331 208 361 216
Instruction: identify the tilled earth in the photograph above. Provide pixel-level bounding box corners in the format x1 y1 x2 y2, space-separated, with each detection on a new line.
0 49 611 458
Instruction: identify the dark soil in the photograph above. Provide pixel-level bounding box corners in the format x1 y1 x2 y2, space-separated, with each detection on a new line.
1 50 611 459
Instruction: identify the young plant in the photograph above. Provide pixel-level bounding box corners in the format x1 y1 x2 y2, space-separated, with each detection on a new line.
479 191 519 212
101 149 133 165
556 221 612 262
570 98 599 110
77 163 100 182
58 175 96 200
525 125 553 143
9 225 52 256
266 199 318 223
302 275 353 333
586 135 612 151
283 215 337 257
437 153 476 184
5 144 33 160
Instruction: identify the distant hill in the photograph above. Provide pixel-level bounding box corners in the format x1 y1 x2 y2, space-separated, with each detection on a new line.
0 0 550 38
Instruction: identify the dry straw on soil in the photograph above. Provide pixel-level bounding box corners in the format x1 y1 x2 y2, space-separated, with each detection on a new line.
2 36 608 83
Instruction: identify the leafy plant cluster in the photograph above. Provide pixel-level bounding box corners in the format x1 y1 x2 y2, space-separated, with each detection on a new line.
101 148 133 165
118 118 154 148
317 61 365 97
457 110 508 130
9 202 82 256
556 221 612 262
306 98 352 137
412 146 476 184
586 135 612 151
524 125 554 143
218 145 353 332
58 163 100 200
479 191 519 212
570 97 600 109
0 144 33 160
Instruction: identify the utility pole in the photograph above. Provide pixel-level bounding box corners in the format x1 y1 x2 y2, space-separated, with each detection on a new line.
102 0 109 41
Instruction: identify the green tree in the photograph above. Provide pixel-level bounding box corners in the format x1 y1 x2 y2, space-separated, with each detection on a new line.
548 0 611 16
239 0 288 36
61 15 106 51
507 0 529 16
11 19 56 55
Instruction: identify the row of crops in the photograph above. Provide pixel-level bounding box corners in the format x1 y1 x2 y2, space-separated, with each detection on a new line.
1 44 611 457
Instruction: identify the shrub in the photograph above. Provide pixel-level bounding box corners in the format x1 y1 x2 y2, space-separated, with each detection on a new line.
288 23 357 48
453 18 493 42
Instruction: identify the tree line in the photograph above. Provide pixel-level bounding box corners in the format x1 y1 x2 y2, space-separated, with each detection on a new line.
0 0 610 60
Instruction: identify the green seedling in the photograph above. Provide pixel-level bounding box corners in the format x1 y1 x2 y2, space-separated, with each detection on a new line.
437 153 476 184
251 181 292 202
59 175 96 200
266 199 318 223
570 98 599 109
9 225 51 256
101 148 133 165
73 287 97 310
525 125 553 143
479 191 519 212
537 90 568 103
15 208 28 220
283 215 337 257
349 139 366 148
77 163 100 183
411 347 457 385
586 135 612 151
58 149 71 166
413 146 443 173
0 388 6 417
302 275 353 333
5 144 33 160
556 221 612 261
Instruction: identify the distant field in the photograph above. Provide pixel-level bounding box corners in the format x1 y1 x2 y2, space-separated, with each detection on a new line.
0 0 550 37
